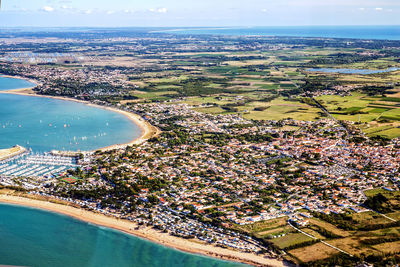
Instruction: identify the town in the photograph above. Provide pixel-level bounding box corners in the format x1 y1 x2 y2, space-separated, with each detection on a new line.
1 31 400 266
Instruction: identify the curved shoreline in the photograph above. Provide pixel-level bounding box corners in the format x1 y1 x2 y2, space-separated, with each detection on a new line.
0 76 160 152
0 75 286 266
0 74 40 88
0 194 286 267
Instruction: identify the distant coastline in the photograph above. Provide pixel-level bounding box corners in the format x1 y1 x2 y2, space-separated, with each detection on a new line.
155 26 400 40
0 75 160 152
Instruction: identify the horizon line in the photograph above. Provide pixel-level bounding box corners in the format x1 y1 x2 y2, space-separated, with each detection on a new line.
1 25 400 29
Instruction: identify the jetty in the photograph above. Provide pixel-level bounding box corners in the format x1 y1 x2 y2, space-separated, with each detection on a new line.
50 150 88 158
0 145 27 162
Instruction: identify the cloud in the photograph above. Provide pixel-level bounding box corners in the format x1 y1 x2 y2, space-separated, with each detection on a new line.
261 9 268 12
85 9 93 14
41 6 55 12
358 7 365 11
107 10 116 15
149 8 168 14
375 7 383 11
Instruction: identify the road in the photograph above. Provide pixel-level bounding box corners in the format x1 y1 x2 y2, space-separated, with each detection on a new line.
276 67 352 136
358 204 397 222
288 221 353 257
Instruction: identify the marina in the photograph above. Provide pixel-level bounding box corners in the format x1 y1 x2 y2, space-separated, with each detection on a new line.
0 152 79 180
0 83 142 152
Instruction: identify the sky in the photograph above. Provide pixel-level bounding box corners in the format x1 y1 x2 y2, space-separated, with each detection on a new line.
0 0 399 27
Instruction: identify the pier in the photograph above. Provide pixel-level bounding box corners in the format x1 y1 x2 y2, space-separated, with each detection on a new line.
0 151 79 179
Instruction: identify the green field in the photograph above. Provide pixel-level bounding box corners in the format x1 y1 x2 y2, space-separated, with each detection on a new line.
271 233 314 249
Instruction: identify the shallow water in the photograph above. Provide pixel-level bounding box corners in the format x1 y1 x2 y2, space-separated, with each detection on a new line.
0 203 245 267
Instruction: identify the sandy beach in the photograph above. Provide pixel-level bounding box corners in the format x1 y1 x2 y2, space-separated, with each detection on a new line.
0 75 286 266
0 85 160 153
0 194 286 267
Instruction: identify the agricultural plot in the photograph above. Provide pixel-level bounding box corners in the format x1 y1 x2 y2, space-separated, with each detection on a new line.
271 233 314 249
373 241 400 254
316 93 400 138
289 242 339 263
118 44 400 142
236 216 288 234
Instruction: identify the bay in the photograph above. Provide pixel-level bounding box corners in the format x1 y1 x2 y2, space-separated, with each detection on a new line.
0 76 141 152
0 76 36 91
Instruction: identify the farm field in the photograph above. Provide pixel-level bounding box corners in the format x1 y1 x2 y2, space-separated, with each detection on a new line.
120 46 400 138
231 187 400 265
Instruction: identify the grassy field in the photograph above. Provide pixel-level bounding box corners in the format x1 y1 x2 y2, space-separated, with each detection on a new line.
308 218 350 237
373 240 400 254
300 228 326 240
288 242 339 263
328 237 377 256
236 216 288 234
362 226 400 237
352 211 393 228
120 46 400 142
271 233 314 249
386 211 400 221
364 188 400 198
257 225 293 237
316 92 400 138
286 187 400 264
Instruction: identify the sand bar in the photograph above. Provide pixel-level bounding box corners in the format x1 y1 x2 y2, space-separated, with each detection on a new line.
0 194 287 267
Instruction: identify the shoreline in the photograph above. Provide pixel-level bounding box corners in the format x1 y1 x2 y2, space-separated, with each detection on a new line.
0 194 286 267
0 74 40 88
0 76 160 152
0 75 286 266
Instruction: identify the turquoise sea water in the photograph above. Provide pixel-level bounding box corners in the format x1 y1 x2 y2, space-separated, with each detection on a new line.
0 76 36 90
0 76 141 152
0 80 246 266
0 203 244 267
156 26 400 40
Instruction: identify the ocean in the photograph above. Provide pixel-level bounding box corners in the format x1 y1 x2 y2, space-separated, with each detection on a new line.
0 203 244 267
0 76 141 152
0 76 244 266
154 26 400 40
